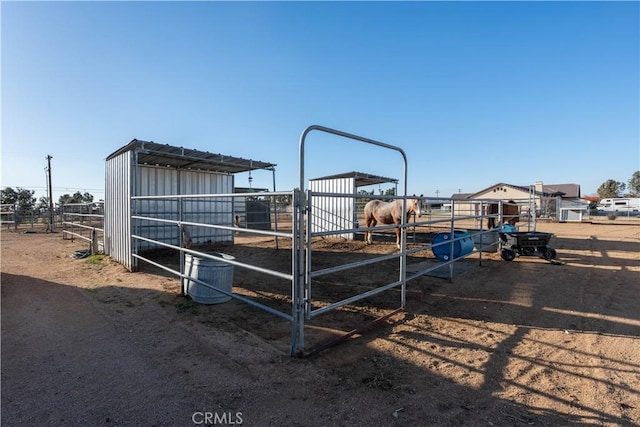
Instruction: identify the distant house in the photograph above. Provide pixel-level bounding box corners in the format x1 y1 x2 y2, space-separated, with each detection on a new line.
451 181 582 220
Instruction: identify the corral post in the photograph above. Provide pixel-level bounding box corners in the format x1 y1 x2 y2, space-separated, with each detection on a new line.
291 188 306 356
178 195 187 296
478 200 485 266
91 228 98 255
400 197 408 308
272 168 280 250
448 200 455 282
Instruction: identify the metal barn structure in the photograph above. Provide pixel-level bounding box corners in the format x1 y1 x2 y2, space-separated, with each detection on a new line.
309 172 398 240
104 139 276 271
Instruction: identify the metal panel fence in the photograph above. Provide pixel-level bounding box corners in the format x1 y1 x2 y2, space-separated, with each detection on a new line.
99 126 543 357
130 189 520 357
131 190 299 352
62 202 105 253
304 192 500 310
1 204 17 231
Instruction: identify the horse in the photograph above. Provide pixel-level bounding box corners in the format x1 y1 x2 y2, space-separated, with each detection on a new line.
487 200 520 229
364 196 422 249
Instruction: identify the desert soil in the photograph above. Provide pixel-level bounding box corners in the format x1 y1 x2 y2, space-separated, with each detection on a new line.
1 220 639 426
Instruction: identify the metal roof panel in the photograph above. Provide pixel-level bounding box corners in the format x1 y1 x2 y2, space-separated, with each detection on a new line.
309 171 398 188
106 139 276 174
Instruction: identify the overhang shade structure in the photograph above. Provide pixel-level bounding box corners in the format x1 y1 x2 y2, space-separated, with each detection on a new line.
106 139 277 174
312 171 399 188
309 171 398 240
104 139 277 271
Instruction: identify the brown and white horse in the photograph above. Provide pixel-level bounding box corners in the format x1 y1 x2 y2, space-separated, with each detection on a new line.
364 196 422 249
487 200 520 229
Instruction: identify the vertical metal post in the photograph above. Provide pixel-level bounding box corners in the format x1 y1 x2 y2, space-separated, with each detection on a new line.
400 196 407 308
179 193 186 296
46 155 55 232
305 191 313 319
131 151 139 272
448 199 455 282
478 200 484 266
61 203 66 239
291 188 306 356
272 168 280 250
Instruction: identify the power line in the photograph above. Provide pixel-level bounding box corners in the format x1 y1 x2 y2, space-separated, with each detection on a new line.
1 185 104 193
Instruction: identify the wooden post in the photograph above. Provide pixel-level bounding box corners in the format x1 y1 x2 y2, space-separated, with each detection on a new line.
91 228 98 255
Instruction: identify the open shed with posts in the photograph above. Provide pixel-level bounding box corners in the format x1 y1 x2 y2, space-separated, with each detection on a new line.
104 139 277 271
308 171 398 240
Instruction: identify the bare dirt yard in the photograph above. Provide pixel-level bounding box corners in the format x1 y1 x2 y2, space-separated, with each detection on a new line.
2 220 639 426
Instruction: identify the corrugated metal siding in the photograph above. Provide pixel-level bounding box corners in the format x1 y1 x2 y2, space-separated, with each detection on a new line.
309 177 355 240
105 153 236 270
104 151 133 270
134 166 234 249
135 166 179 250
180 169 233 244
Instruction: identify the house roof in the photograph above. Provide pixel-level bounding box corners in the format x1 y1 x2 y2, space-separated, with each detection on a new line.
464 183 532 199
451 193 473 200
310 171 398 188
106 139 277 174
460 182 578 199
543 183 580 198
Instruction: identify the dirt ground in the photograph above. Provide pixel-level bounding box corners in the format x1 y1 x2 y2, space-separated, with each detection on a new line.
2 220 639 426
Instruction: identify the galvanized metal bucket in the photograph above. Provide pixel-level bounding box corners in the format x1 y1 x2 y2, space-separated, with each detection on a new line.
183 252 234 304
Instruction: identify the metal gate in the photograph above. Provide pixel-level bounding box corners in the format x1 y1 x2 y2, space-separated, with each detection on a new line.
294 125 410 354
106 125 504 357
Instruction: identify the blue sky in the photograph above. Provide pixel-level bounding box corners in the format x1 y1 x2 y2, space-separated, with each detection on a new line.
2 1 638 202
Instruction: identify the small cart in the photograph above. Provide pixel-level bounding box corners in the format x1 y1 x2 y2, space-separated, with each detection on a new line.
499 231 558 262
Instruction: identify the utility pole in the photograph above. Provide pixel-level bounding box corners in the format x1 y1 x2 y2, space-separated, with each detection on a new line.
46 155 54 231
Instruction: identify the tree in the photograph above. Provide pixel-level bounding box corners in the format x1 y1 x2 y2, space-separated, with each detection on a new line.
0 187 36 217
36 196 50 212
597 180 626 199
627 171 640 197
58 191 95 205
0 187 17 205
356 189 375 211
275 194 292 207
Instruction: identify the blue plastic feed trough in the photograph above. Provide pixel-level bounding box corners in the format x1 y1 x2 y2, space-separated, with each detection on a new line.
432 231 474 261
